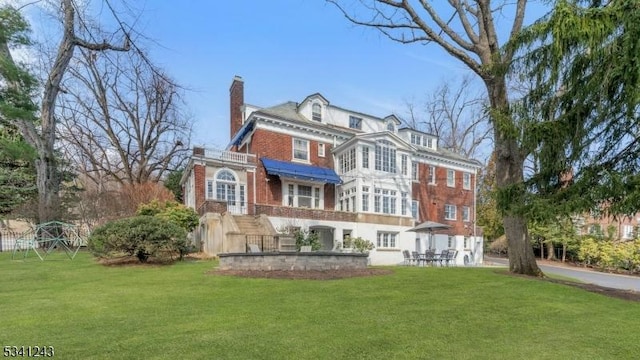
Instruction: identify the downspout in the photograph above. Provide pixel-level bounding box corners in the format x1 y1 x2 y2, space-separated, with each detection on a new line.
473 168 478 265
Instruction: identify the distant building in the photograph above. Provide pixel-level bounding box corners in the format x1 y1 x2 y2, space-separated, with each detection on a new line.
181 76 483 265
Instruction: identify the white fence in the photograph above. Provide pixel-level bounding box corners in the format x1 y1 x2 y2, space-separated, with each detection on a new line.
0 230 29 252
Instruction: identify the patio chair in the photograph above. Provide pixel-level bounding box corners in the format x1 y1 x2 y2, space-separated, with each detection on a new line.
411 251 422 266
423 250 436 267
436 249 449 267
446 250 458 267
402 250 412 266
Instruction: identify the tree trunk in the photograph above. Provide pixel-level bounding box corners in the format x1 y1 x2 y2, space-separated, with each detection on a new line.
546 241 556 260
486 76 542 276
35 152 60 223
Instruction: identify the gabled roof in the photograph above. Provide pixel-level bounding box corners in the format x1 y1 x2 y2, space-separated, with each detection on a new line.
300 93 329 106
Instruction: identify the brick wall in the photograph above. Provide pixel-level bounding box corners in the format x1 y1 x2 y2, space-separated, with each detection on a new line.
230 76 244 140
412 163 475 236
249 128 336 209
194 164 205 211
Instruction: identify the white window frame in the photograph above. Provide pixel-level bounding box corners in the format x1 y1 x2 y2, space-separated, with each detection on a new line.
361 146 369 169
411 162 418 181
318 143 325 157
463 172 471 190
361 186 370 212
444 204 457 220
292 138 309 162
412 200 419 220
312 103 322 121
622 225 634 239
376 232 397 249
349 115 362 129
462 206 470 222
401 154 408 176
375 140 396 173
283 182 323 209
429 166 436 184
447 169 455 187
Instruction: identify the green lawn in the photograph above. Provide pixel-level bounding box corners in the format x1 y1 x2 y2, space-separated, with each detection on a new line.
1 252 639 360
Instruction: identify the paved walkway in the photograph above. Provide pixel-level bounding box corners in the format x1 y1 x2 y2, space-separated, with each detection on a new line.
485 256 640 292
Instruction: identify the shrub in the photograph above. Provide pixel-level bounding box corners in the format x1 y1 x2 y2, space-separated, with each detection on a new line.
349 237 374 253
88 215 187 263
294 229 322 251
137 200 199 232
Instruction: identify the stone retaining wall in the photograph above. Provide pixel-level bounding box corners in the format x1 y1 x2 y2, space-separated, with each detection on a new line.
218 252 369 271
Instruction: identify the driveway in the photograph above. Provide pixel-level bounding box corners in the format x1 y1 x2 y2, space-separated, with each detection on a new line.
485 256 640 292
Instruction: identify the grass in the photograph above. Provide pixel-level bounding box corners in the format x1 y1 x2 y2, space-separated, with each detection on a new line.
1 251 639 359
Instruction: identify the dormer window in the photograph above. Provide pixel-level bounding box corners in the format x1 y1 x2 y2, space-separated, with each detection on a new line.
312 103 322 121
349 116 362 130
386 122 395 132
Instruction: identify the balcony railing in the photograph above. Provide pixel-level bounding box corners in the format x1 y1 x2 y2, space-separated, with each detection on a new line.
199 148 256 165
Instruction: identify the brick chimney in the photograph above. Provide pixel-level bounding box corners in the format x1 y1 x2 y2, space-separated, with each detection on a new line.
229 76 244 140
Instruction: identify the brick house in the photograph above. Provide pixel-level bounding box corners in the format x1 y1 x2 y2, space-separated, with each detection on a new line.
181 76 483 265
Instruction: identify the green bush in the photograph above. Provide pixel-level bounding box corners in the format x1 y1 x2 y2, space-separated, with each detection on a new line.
577 237 640 273
294 229 322 251
88 215 187 262
349 237 374 253
137 200 199 232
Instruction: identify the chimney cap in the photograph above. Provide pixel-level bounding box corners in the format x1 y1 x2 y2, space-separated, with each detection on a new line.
233 75 243 82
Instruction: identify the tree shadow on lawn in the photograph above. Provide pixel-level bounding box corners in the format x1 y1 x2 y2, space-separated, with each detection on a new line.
496 269 640 302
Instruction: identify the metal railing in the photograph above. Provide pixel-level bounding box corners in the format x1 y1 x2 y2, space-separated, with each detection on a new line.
245 235 279 252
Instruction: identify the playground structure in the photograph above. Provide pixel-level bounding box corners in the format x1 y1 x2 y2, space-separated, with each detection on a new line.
11 221 87 260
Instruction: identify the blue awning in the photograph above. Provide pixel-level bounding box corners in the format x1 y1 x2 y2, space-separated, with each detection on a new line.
261 158 342 184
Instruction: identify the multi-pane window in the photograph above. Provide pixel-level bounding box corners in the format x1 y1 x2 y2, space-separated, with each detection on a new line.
285 183 322 209
622 225 634 239
375 140 396 173
464 237 469 249
426 137 434 149
376 232 397 249
462 206 470 222
447 169 455 187
297 185 312 208
314 187 320 208
412 200 419 220
318 143 325 157
411 162 418 181
444 204 457 220
448 236 455 248
401 155 408 176
339 148 356 173
429 166 436 184
339 188 356 212
411 133 421 145
312 103 322 121
362 186 370 212
374 188 396 215
386 122 395 132
215 170 236 205
293 138 309 161
362 146 369 169
349 116 362 129
463 173 471 190
401 192 408 215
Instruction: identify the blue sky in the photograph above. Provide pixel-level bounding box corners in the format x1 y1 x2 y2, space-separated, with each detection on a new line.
19 0 548 149
135 1 546 149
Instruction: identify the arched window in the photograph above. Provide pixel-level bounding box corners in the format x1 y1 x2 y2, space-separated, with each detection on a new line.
216 170 237 205
312 103 322 121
